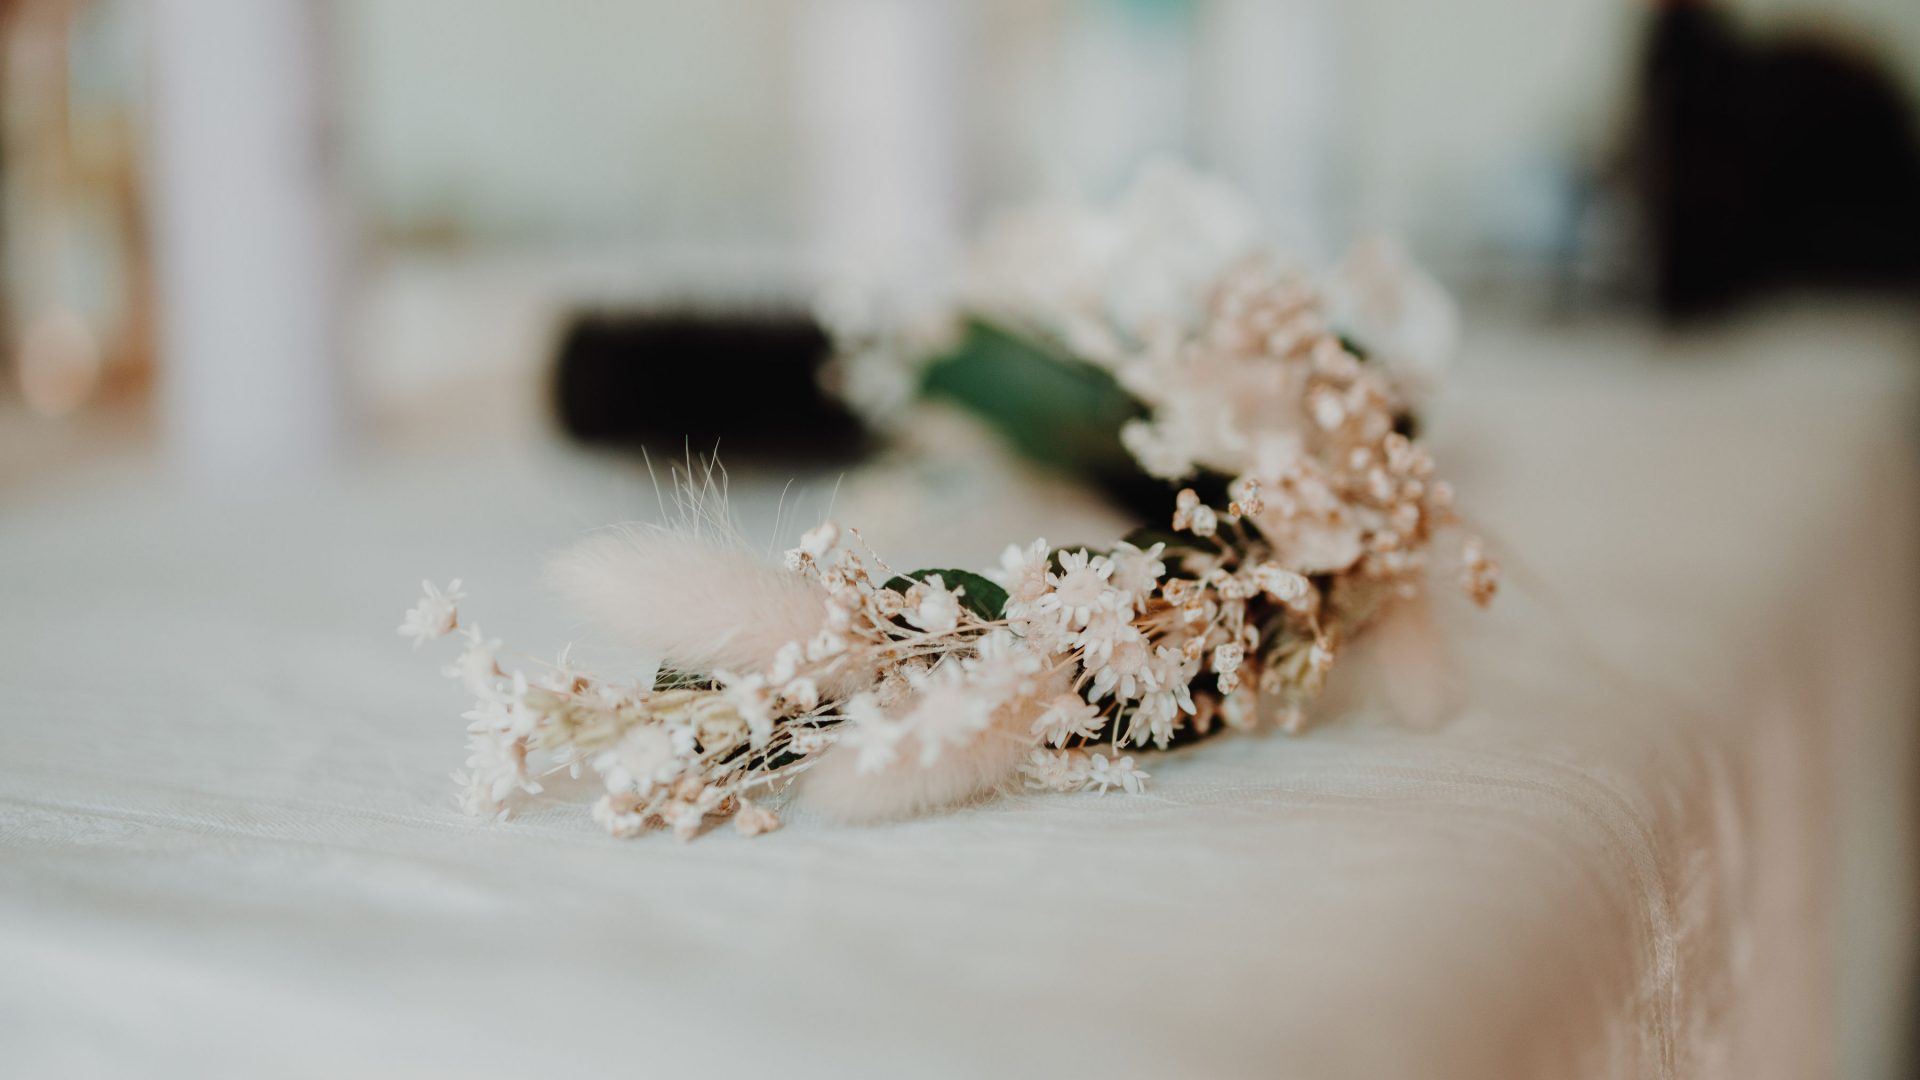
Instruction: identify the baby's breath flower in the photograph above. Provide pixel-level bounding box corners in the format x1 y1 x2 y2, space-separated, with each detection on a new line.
903 575 963 635
733 799 781 837
1188 504 1219 538
767 641 806 686
661 797 709 842
592 793 650 838
1172 488 1200 530
718 672 777 747
843 694 906 774
1460 536 1500 607
799 521 839 558
1211 642 1245 678
784 521 841 570
1253 563 1310 604
781 677 820 712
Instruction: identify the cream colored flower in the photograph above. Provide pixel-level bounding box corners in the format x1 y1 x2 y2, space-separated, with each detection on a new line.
1035 549 1115 629
1020 748 1092 791
993 537 1052 607
1032 692 1104 747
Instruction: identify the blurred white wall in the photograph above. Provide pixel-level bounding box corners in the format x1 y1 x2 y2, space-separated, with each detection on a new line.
149 0 346 482
339 0 802 248
338 0 1920 277
330 0 1920 414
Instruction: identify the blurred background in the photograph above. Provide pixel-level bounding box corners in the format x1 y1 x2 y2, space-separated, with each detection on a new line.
2 0 1916 490
0 1 1917 1073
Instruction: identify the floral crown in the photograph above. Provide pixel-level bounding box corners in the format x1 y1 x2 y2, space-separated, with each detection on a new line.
400 166 1497 840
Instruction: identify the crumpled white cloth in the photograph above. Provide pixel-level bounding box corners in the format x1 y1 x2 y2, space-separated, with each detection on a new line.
1 334 1914 1079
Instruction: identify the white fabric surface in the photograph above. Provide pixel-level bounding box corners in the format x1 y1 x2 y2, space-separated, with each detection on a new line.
2 317 1916 1079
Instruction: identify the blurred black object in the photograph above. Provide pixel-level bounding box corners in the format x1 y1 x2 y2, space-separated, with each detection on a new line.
1634 4 1920 318
553 311 866 458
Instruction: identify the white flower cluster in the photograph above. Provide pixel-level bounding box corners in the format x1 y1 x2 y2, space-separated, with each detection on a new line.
826 162 1459 433
400 168 1495 841
403 394 1489 843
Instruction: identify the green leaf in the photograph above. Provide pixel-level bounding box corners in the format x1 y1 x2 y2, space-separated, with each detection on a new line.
883 568 1009 621
653 669 719 691
919 319 1145 482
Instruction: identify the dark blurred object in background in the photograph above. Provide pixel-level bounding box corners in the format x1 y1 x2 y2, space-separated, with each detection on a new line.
1633 3 1920 319
552 311 866 459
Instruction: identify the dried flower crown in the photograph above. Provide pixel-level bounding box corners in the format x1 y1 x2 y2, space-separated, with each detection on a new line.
400 167 1497 840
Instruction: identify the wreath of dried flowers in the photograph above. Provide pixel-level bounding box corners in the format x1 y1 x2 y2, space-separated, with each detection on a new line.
400 167 1497 840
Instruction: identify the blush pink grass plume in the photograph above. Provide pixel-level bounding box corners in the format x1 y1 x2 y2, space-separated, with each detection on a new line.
549 526 829 679
1319 592 1462 730
796 700 1040 823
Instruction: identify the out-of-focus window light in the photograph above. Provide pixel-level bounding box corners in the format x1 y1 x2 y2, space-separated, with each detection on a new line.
2 0 150 416
16 307 99 416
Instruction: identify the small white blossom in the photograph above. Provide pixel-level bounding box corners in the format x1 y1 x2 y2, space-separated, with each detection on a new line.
800 521 840 558
962 629 1044 699
782 676 820 712
1020 748 1092 791
398 579 464 646
1170 487 1226 539
719 673 777 746
1071 606 1139 665
595 724 682 796
903 662 997 766
661 797 708 842
455 726 540 817
1082 752 1149 795
904 575 964 635
592 793 650 838
1188 504 1218 538
842 694 907 774
1090 633 1153 701
1035 549 1116 629
784 521 841 569
1211 642 1245 676
1032 693 1104 747
993 537 1052 607
1107 540 1167 603
442 624 504 700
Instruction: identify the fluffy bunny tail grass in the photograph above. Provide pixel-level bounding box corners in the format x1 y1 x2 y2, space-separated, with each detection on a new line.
797 706 1037 824
549 526 829 678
